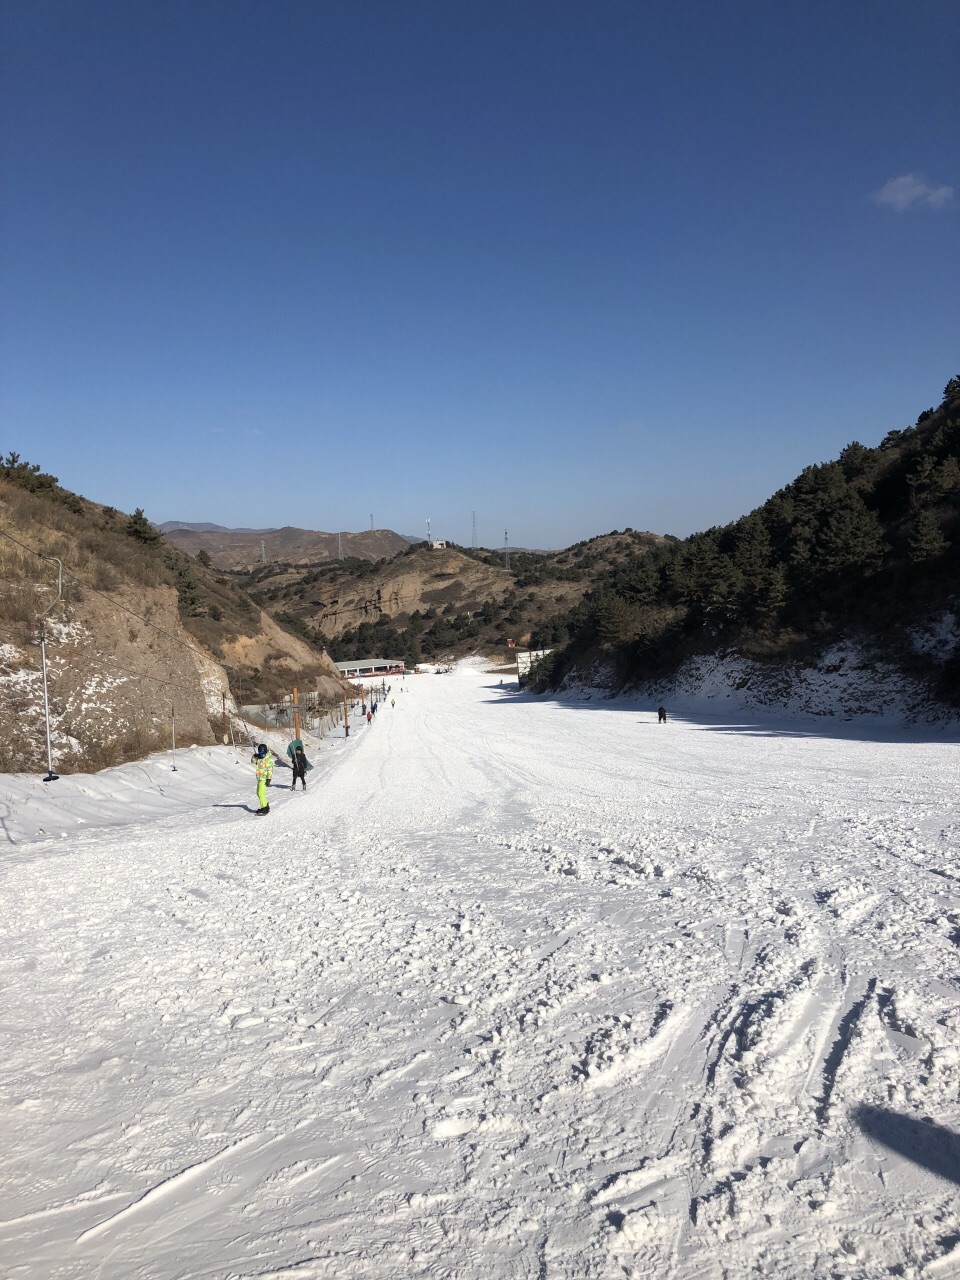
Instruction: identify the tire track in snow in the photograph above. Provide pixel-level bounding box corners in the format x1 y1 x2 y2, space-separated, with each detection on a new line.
76 1134 261 1243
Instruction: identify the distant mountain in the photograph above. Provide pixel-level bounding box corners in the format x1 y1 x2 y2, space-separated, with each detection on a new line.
163 524 413 569
159 521 276 534
248 531 668 664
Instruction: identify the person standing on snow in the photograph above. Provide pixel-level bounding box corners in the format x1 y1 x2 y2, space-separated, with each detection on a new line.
289 743 310 790
657 706 667 724
252 744 273 814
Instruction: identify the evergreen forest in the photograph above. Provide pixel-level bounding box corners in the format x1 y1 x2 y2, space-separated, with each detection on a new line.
529 378 960 703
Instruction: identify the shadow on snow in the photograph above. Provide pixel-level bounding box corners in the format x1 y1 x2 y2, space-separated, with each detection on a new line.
854 1105 960 1186
479 682 960 746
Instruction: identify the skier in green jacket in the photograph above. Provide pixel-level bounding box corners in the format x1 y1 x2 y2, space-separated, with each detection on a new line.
252 744 273 814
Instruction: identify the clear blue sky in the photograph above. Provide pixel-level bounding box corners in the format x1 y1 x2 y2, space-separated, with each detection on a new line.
2 1 957 548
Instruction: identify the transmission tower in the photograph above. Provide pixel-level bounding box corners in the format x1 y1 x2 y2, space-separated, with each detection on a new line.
370 513 374 531
337 531 344 561
426 516 431 544
260 538 266 563
504 529 510 571
472 511 477 549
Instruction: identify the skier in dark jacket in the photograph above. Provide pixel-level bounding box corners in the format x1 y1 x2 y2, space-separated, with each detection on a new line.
286 738 312 790
657 706 667 724
291 745 308 790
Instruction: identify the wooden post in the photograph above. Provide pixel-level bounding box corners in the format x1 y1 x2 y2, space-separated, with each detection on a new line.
293 686 301 739
343 686 350 737
222 691 228 743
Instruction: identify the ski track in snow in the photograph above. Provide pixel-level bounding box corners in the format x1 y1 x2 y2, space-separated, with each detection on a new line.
2 664 960 1278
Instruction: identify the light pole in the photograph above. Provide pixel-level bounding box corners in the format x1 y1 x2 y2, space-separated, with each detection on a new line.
38 557 63 782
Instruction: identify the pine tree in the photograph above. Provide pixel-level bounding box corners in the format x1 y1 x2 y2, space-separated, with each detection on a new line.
908 510 948 563
126 508 161 543
595 593 639 644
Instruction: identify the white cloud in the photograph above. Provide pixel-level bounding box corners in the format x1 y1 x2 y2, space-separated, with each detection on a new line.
872 173 953 212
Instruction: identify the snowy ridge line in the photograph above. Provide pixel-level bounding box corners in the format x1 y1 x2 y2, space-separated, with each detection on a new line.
76 1133 260 1242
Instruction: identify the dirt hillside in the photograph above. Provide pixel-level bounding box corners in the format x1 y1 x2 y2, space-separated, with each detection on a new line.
0 473 350 774
253 532 669 660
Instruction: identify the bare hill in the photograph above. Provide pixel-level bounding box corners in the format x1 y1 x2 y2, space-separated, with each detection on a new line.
159 521 276 534
165 524 414 569
251 531 669 663
0 464 349 774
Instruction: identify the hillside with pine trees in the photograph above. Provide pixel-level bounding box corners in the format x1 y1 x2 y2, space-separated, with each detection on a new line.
531 377 960 711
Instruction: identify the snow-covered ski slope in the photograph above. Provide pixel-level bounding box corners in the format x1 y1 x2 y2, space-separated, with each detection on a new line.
4 662 960 1279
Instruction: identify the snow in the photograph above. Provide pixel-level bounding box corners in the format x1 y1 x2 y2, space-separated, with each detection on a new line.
586 641 960 725
910 612 959 662
3 664 960 1278
0 727 334 846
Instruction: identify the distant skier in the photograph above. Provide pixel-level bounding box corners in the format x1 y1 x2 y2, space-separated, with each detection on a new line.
366 711 372 724
287 739 311 791
252 744 273 814
391 698 395 708
657 706 667 724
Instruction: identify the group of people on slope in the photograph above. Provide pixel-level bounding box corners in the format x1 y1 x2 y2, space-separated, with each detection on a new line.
250 738 312 816
363 684 398 723
250 696 662 815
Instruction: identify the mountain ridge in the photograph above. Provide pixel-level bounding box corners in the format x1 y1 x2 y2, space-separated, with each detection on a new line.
164 524 414 568
159 521 277 534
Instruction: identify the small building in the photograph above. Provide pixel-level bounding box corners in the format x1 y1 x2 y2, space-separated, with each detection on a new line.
428 539 447 550
335 658 405 679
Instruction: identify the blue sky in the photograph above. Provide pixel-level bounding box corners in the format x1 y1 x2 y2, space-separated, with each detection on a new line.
2 1 957 548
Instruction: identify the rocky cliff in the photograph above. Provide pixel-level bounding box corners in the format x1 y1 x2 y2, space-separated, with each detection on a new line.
0 473 348 774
